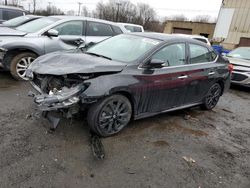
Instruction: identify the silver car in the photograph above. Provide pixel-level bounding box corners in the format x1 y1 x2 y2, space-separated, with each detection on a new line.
0 16 126 80
225 47 250 87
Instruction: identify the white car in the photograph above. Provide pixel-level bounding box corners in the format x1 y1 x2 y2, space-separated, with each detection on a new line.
172 34 211 46
117 23 144 32
225 47 250 87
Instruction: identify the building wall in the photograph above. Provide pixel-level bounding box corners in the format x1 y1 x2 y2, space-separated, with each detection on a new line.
163 21 216 39
219 0 250 49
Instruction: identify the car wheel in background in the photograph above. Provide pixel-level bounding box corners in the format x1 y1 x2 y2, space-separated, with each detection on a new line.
201 83 222 110
87 94 132 137
10 52 37 80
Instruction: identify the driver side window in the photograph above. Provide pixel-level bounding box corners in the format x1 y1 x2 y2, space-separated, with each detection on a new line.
53 21 84 36
151 43 186 66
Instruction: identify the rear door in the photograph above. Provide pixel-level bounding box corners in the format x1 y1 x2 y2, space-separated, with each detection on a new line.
85 21 114 44
136 42 190 114
44 20 85 53
183 43 218 104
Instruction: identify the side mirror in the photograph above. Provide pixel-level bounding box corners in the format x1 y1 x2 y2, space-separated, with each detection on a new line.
146 59 168 68
46 29 59 37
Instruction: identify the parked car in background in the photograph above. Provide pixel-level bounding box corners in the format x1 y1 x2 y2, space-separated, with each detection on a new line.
225 47 250 87
27 33 231 137
0 5 27 23
0 15 42 28
117 22 144 32
173 34 211 46
0 16 126 80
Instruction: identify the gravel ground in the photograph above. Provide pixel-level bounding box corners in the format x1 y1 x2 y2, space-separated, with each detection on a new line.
0 71 250 188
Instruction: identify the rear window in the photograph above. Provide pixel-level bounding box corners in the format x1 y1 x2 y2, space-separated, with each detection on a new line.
2 9 23 20
124 25 142 32
87 21 113 36
111 25 123 35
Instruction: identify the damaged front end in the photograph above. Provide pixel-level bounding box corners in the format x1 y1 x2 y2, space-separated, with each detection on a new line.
28 72 91 129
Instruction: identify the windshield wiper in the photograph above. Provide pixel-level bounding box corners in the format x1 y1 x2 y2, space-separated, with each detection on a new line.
85 52 112 60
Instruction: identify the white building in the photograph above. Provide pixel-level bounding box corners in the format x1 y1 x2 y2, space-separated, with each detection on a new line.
213 0 250 49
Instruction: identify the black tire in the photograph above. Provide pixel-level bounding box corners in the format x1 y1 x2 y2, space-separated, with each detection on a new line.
201 83 222 110
10 52 37 80
87 94 132 137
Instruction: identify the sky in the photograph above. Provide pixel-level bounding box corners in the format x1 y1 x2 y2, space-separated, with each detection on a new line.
12 0 222 20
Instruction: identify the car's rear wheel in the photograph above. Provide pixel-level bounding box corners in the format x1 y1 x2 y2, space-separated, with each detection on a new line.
201 83 222 110
10 52 37 80
87 94 132 137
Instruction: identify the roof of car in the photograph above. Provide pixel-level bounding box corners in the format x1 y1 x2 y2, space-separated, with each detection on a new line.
129 32 212 48
0 5 26 11
49 15 119 25
25 15 43 18
129 32 190 41
172 33 208 39
117 22 143 27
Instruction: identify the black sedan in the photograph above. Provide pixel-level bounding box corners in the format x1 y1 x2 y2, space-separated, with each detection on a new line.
27 33 232 137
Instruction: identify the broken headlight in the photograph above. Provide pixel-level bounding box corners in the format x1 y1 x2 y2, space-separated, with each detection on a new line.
34 83 86 111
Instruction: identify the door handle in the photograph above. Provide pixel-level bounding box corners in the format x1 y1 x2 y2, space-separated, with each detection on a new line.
208 71 215 75
178 75 188 79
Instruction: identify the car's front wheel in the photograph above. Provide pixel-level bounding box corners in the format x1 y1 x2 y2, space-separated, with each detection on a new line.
87 94 132 137
201 83 222 110
10 52 37 80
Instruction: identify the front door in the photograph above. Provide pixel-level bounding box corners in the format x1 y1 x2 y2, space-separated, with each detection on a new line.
135 43 190 114
44 20 86 54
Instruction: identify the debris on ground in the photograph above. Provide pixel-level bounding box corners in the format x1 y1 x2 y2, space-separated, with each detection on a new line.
90 132 105 160
25 112 41 120
184 114 191 120
182 156 196 163
124 167 136 175
222 108 233 113
183 114 199 121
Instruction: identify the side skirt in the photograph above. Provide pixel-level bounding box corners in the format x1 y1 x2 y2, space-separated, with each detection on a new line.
134 102 202 120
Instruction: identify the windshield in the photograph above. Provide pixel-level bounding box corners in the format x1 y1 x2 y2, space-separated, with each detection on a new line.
3 16 30 27
227 47 250 60
87 34 161 63
124 25 142 32
16 17 60 33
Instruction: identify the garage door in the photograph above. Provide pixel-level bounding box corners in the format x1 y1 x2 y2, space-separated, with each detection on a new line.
173 27 192 34
239 37 250 47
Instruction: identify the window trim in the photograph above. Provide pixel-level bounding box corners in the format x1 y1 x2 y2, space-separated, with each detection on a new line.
139 42 188 69
187 42 218 64
86 21 114 37
50 20 85 36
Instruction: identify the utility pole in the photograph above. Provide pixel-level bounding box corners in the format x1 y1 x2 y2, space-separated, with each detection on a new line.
28 3 30 12
5 0 7 5
48 2 52 15
116 3 121 22
77 2 82 16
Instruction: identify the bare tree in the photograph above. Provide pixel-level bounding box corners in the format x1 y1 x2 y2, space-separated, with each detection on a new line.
192 15 211 23
35 5 64 16
81 5 90 17
66 10 75 16
136 3 156 29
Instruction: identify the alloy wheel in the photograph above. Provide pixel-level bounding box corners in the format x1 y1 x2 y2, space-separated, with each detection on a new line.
205 84 221 109
98 99 131 135
16 57 35 80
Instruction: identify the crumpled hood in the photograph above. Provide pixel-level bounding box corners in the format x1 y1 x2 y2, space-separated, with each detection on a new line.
0 27 27 36
29 51 127 75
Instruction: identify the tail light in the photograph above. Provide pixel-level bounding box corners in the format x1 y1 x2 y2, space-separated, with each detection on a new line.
228 64 234 73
